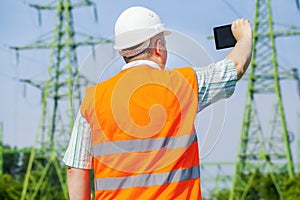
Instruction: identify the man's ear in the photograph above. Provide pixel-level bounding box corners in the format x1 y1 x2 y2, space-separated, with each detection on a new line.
154 40 163 56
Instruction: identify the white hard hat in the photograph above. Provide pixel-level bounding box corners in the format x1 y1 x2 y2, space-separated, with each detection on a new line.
114 6 171 50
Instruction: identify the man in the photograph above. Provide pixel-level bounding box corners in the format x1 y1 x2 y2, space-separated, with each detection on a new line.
64 6 252 200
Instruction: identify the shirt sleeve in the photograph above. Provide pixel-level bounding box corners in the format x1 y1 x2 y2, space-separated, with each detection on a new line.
193 59 237 112
63 111 93 169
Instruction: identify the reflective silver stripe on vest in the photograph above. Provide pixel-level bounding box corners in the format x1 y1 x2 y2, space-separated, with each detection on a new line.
92 133 197 156
94 166 200 191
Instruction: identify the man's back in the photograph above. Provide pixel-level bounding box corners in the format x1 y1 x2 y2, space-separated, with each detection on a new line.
80 65 202 199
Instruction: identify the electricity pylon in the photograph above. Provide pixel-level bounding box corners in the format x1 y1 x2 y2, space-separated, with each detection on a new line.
10 1 111 199
230 0 300 199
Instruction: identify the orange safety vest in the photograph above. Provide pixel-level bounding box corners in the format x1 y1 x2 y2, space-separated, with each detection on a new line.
81 65 201 200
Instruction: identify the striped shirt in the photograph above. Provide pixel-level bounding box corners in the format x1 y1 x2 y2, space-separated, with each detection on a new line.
63 58 237 169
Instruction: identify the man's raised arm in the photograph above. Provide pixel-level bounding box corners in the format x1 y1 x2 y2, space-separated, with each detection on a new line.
225 18 253 80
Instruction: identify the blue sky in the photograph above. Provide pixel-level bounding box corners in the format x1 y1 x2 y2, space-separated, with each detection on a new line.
0 0 300 168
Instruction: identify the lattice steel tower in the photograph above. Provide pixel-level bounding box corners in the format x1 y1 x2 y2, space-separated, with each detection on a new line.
11 1 110 199
230 0 300 199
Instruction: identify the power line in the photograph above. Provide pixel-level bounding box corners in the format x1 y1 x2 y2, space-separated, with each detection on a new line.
222 0 243 18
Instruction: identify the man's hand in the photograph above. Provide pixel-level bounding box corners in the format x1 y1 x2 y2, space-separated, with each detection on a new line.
226 18 253 80
231 18 252 42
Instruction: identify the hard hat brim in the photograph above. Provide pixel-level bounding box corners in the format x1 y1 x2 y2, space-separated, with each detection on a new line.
114 25 171 50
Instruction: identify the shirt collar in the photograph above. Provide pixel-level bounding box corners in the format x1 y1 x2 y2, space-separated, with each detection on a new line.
121 60 161 71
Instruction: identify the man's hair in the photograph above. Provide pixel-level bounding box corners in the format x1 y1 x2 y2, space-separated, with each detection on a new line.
123 33 166 63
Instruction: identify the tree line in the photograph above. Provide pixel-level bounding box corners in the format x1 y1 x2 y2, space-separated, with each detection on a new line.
1 144 300 199
0 145 65 200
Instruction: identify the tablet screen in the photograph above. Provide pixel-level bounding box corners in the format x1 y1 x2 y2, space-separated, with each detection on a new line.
213 24 236 50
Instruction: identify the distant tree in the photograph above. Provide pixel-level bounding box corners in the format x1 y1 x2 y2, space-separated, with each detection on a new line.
0 174 22 200
0 145 68 199
18 151 30 175
247 171 281 200
3 145 20 176
208 188 230 200
282 172 300 200
208 171 285 200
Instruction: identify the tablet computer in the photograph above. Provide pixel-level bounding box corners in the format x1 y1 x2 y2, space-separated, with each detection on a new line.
213 24 236 50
